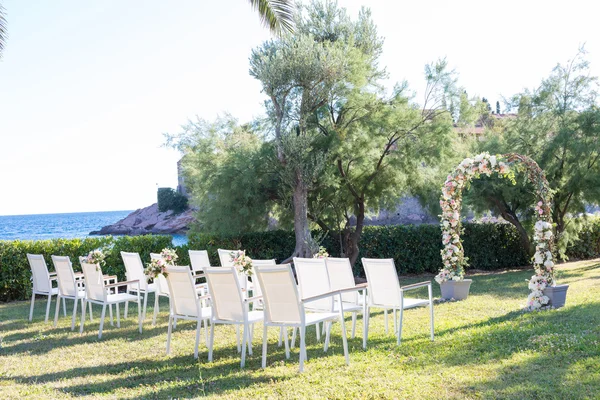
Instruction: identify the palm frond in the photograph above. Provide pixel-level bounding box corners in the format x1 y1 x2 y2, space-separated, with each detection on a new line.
248 0 295 36
0 4 6 58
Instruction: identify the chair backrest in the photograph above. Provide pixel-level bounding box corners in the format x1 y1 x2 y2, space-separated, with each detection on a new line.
165 266 202 318
254 264 302 324
149 253 170 296
81 261 107 302
293 257 333 311
189 250 210 273
121 251 148 290
249 259 276 300
361 258 401 307
27 254 51 293
325 257 358 303
51 255 78 297
217 248 237 267
204 267 245 322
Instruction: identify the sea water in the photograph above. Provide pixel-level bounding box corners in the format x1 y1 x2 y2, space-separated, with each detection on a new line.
0 211 189 246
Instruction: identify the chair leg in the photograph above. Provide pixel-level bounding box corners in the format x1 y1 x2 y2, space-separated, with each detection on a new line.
398 301 404 345
429 284 435 341
166 314 173 355
80 300 86 334
116 303 121 328
339 314 350 365
299 325 306 372
152 293 159 326
262 324 268 368
124 300 129 319
384 309 388 334
278 326 283 347
291 327 297 348
283 327 290 359
240 324 248 368
324 321 331 352
235 325 241 353
88 301 93 322
71 296 79 331
29 293 36 321
194 320 201 359
315 322 320 342
62 297 67 317
351 312 357 339
203 319 208 344
54 295 61 327
248 324 254 356
393 309 397 334
137 297 143 334
363 306 370 350
109 303 114 326
45 294 52 323
99 304 107 339
208 322 215 362
142 292 148 321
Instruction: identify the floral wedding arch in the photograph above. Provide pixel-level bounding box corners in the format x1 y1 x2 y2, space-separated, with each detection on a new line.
434 152 555 310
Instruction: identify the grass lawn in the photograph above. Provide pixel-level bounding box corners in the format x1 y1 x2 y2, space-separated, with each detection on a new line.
1 259 599 399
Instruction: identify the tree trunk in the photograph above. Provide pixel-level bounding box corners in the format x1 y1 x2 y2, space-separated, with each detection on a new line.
489 197 533 256
284 171 314 262
342 199 365 267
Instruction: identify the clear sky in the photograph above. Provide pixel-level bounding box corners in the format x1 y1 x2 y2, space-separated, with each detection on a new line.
1 0 598 216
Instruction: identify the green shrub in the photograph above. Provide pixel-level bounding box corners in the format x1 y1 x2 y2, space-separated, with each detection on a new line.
157 188 188 213
0 235 172 302
187 223 530 277
565 216 600 260
3 219 598 302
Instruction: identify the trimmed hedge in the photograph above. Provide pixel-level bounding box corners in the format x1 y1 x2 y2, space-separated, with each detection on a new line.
0 235 173 302
188 223 530 277
3 219 599 302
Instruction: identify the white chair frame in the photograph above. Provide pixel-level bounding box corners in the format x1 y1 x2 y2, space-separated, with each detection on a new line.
255 264 365 372
121 251 157 324
27 253 64 323
204 266 263 368
164 266 212 359
52 255 92 330
79 261 143 339
361 258 434 348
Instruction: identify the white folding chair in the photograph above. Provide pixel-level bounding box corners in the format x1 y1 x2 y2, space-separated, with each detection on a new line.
187 249 209 296
217 248 236 267
27 254 64 323
204 266 263 368
149 253 173 326
217 248 252 292
361 258 434 348
164 266 212 359
51 255 91 330
80 261 143 338
325 257 365 339
121 251 157 323
254 264 354 372
189 250 211 275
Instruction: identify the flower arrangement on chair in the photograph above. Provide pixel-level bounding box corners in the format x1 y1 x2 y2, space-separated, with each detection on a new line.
83 248 107 271
230 250 253 276
145 248 178 278
313 246 329 259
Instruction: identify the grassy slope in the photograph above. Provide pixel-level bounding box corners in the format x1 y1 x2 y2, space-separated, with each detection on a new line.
0 259 599 399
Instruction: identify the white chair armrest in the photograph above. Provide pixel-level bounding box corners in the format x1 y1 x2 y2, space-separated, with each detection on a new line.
400 281 431 291
244 295 263 303
105 279 139 289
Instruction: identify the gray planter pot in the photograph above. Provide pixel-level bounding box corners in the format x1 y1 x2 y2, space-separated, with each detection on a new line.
440 279 472 300
543 284 569 308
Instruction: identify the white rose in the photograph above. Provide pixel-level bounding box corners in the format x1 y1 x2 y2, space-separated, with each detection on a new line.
534 253 544 264
489 155 497 168
544 260 554 269
534 221 544 231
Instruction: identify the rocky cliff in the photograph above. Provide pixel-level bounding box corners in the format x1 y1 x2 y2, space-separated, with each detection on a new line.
90 203 196 235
